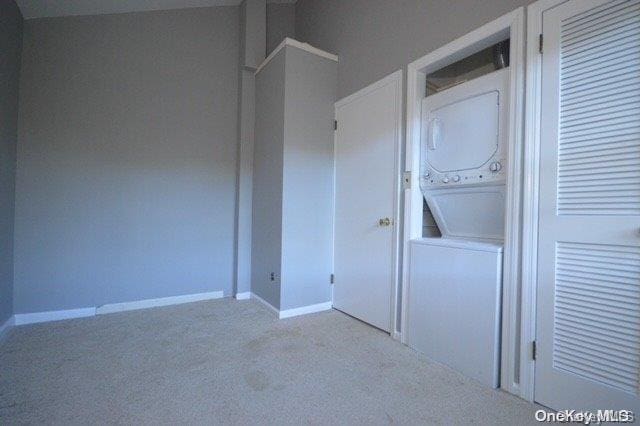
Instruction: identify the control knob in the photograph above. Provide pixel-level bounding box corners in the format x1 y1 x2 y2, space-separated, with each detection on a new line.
441 177 450 184
489 161 502 172
452 175 460 182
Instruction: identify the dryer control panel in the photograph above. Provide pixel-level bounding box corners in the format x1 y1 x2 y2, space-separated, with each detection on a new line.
420 157 506 187
419 69 509 190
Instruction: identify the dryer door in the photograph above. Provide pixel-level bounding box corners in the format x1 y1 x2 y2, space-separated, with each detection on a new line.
420 68 509 184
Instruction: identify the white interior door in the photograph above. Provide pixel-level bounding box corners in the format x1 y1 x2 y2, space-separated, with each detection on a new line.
535 0 640 411
333 71 402 332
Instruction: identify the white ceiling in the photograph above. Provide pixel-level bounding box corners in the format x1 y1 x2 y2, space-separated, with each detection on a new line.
16 0 296 19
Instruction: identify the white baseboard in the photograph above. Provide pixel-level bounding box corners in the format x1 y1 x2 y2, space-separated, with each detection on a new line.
234 292 251 300
250 292 280 315
279 301 332 319
0 316 15 341
96 290 225 315
249 292 332 319
14 307 96 326
12 290 226 326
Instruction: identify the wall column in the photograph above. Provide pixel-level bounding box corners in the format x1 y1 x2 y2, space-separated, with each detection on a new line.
235 0 266 297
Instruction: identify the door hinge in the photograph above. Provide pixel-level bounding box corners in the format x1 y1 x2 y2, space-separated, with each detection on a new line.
334 120 338 130
532 340 537 360
538 34 543 54
402 171 412 189
330 273 335 284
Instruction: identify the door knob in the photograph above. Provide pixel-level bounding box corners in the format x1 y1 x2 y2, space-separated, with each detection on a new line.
379 217 392 227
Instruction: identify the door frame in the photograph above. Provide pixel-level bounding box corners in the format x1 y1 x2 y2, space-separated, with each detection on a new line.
332 70 404 338
402 8 527 399
520 0 569 403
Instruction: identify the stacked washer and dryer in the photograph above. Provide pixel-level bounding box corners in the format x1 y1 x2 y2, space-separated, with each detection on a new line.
406 68 509 388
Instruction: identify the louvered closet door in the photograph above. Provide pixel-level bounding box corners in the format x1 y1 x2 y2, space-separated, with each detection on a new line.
535 0 640 411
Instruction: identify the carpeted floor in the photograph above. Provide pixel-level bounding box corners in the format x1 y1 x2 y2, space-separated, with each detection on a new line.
0 298 540 425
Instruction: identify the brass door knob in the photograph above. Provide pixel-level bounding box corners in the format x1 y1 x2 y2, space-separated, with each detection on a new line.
379 217 392 227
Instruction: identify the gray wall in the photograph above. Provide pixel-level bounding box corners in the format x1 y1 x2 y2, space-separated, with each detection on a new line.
252 50 285 309
0 1 23 324
235 0 265 296
295 0 533 99
280 46 335 310
14 7 239 314
240 0 266 70
266 3 295 56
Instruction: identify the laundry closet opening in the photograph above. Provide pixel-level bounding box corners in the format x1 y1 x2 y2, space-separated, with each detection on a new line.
403 12 525 394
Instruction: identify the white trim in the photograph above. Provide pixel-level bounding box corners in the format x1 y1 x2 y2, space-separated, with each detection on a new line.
10 290 227 326
520 0 568 403
333 69 403 338
402 8 526 398
0 316 15 341
334 70 402 108
250 292 280 315
249 293 333 319
234 292 251 300
96 291 224 315
500 7 526 400
279 301 332 319
255 37 338 75
14 307 96 325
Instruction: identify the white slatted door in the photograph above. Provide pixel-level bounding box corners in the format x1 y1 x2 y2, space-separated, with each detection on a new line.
535 0 640 410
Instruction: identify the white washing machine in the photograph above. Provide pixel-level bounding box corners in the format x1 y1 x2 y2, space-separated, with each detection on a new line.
406 69 509 388
407 238 503 388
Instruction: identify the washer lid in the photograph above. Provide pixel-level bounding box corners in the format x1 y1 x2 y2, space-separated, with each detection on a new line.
411 237 503 253
423 184 505 241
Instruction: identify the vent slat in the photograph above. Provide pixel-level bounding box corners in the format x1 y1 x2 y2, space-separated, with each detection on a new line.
555 308 640 340
554 359 638 394
559 135 639 152
562 90 640 115
557 274 640 294
562 81 640 108
555 323 640 353
557 280 640 302
554 348 639 388
561 69 640 97
562 20 640 55
562 0 638 32
559 156 640 171
559 143 640 159
560 123 639 142
554 344 640 379
554 241 640 395
562 2 640 42
554 337 639 369
562 51 640 82
561 102 640 125
556 292 640 317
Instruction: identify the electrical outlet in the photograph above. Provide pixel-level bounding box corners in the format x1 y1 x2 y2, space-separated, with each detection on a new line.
269 272 279 283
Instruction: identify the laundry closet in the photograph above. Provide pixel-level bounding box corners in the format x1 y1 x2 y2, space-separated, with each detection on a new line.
405 38 516 388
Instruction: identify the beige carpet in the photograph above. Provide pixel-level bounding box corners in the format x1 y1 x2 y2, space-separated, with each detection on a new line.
0 298 540 425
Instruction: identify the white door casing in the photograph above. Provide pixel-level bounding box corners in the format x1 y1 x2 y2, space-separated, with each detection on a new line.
332 71 402 333
534 0 640 410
